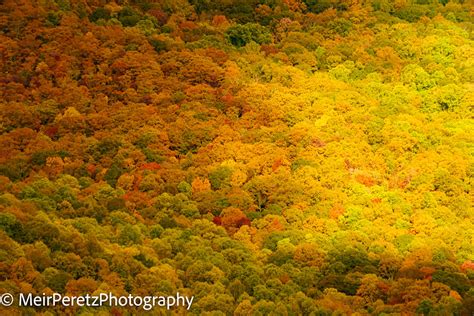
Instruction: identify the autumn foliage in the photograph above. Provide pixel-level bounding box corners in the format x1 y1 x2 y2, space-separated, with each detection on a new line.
0 0 473 314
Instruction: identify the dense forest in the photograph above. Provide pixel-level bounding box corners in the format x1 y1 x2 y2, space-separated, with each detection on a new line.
0 0 473 314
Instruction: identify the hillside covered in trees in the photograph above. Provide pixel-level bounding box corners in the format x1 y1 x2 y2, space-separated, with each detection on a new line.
0 0 473 314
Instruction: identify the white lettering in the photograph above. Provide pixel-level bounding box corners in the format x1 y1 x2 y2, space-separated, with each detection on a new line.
15 293 195 310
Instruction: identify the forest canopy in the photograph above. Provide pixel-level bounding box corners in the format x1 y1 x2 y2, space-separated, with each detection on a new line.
0 0 473 314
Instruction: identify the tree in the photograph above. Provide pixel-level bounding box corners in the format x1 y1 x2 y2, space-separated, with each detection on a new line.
226 23 272 47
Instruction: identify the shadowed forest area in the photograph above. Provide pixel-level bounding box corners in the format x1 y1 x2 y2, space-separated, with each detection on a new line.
0 0 473 314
